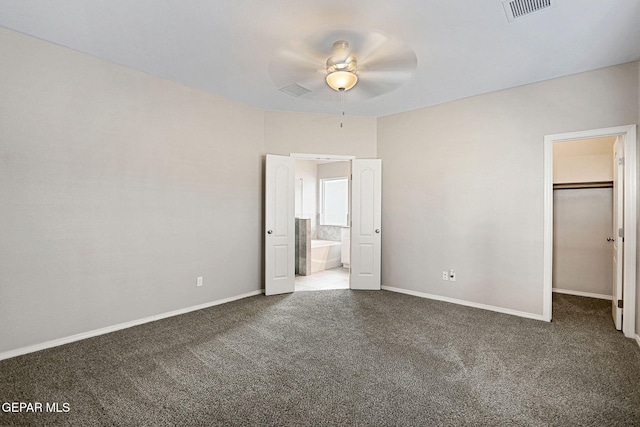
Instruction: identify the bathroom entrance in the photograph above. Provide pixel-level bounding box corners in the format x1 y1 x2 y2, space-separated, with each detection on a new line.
294 158 351 291
264 153 382 295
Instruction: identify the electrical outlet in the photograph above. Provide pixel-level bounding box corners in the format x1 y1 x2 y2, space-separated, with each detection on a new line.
442 271 449 281
449 270 456 282
197 276 203 287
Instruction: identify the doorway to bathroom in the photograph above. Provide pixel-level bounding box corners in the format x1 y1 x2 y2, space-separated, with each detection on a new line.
264 153 382 296
294 158 351 292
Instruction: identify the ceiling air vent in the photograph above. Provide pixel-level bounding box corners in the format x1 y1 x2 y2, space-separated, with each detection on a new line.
279 83 312 97
503 0 552 22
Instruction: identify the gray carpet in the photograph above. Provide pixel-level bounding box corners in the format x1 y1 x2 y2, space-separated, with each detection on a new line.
1 291 640 426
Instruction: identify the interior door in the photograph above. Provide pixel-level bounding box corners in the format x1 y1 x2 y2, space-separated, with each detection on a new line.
350 159 382 290
612 136 624 329
265 154 295 296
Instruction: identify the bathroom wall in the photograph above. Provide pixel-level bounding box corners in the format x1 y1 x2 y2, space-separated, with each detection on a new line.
317 161 351 241
293 160 353 241
295 160 318 239
317 161 351 178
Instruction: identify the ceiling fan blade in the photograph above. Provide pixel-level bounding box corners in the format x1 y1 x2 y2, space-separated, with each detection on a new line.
347 78 400 100
360 49 418 73
268 44 326 88
353 31 389 63
305 28 358 54
295 73 329 92
276 48 325 70
358 70 415 84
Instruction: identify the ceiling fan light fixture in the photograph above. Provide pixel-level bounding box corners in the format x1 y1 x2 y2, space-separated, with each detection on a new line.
325 44 358 91
326 70 358 91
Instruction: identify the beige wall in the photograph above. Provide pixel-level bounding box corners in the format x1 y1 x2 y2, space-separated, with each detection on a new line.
2 26 638 355
553 188 613 297
553 137 615 184
264 111 377 158
378 62 639 317
0 29 377 357
0 29 265 354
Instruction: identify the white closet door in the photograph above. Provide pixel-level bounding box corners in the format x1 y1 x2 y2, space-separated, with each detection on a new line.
350 159 381 290
265 154 295 296
612 137 624 329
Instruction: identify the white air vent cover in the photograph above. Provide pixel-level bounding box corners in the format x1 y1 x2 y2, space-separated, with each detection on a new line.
279 83 312 97
503 0 552 22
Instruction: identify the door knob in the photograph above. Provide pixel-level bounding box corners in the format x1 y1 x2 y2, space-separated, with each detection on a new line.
267 230 273 234
375 229 381 234
607 237 614 241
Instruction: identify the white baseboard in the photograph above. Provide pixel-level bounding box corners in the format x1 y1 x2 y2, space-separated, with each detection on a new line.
636 334 640 349
381 286 546 321
552 288 612 300
0 290 263 361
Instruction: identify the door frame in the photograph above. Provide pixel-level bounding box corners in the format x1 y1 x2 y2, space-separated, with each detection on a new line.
290 153 356 162
543 125 637 338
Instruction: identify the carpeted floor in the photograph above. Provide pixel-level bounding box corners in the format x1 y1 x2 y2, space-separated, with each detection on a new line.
1 291 639 426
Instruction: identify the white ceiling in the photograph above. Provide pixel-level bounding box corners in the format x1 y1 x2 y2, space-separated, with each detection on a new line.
1 0 639 117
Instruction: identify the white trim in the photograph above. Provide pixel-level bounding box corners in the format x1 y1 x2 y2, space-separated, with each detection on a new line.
543 124 637 338
636 334 640 349
552 288 612 300
381 286 546 321
290 153 356 161
0 290 262 361
543 133 554 322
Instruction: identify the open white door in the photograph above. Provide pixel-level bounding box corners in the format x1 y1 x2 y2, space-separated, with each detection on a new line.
350 159 382 290
612 137 624 329
265 154 295 296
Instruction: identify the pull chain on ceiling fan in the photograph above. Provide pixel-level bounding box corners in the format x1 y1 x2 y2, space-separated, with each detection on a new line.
325 40 357 127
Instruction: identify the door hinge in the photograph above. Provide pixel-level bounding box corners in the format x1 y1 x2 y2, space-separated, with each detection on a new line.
619 228 624 242
617 299 623 309
618 157 625 166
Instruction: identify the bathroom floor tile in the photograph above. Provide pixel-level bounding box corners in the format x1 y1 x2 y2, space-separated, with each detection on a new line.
295 267 349 292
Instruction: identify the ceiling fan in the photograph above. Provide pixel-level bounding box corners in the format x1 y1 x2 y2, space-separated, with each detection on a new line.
269 28 418 103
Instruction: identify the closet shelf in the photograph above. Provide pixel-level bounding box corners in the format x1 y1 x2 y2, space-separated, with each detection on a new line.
553 181 613 190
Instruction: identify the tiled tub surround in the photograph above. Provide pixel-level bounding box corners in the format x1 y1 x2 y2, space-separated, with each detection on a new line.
295 218 311 276
298 222 347 275
317 225 345 242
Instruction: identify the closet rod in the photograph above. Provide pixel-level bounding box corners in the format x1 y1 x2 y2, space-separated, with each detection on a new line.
553 181 613 190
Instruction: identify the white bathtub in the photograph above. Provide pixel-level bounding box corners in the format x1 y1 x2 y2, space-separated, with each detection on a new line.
311 240 342 273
